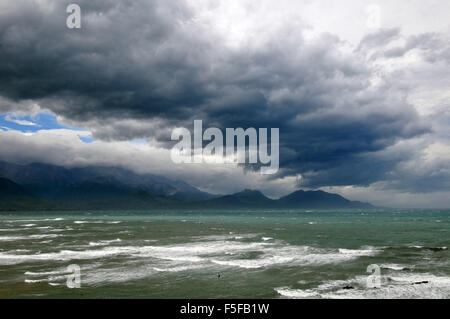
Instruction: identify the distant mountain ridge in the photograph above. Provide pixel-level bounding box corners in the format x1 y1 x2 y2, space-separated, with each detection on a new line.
0 161 213 199
278 190 374 209
201 189 274 209
0 177 30 198
201 189 374 209
0 161 375 211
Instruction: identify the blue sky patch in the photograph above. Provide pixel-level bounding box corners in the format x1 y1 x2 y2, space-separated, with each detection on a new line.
78 134 94 143
0 111 85 133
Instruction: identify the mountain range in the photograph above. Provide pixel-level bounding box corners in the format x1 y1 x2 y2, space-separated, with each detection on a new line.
0 161 374 211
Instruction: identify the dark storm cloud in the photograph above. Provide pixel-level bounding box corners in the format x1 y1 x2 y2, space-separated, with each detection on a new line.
0 0 435 189
0 0 215 121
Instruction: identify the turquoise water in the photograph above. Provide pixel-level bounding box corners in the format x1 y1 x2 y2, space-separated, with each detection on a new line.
0 210 449 298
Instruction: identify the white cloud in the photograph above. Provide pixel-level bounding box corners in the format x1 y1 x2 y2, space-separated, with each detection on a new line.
4 114 38 126
0 129 298 198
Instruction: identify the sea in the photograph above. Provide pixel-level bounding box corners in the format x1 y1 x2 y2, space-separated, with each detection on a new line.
0 209 449 299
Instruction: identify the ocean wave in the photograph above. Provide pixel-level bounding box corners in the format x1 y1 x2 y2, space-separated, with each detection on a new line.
0 247 135 265
0 234 61 242
9 218 63 223
25 279 46 283
25 270 69 276
0 237 380 270
88 239 122 246
25 274 67 284
74 221 105 224
210 255 295 269
39 240 53 244
275 287 318 298
0 229 383 281
275 273 450 299
192 233 260 241
133 241 380 270
380 264 410 271
338 247 381 256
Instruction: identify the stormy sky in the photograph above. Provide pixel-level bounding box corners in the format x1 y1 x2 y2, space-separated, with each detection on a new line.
0 0 449 208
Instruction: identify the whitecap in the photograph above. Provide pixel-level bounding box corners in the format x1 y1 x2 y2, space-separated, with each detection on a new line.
380 264 409 271
0 234 61 241
279 273 450 299
74 221 104 224
25 279 46 283
25 270 68 276
275 287 317 298
338 247 380 256
88 239 122 246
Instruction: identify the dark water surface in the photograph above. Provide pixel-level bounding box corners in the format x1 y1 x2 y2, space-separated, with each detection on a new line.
0 210 449 298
